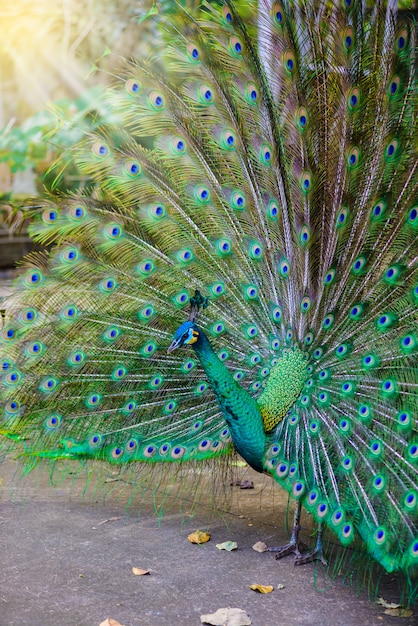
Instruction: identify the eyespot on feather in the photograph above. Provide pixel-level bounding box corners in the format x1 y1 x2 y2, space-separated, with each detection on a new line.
229 36 243 57
296 106 308 130
125 78 141 95
245 82 259 104
283 50 296 74
347 87 360 111
260 143 272 165
198 84 214 104
170 137 187 155
272 2 284 25
41 208 59 224
343 26 354 52
148 91 165 110
68 205 87 221
187 43 201 62
347 147 360 169
388 75 401 98
300 171 312 192
222 6 233 24
396 28 408 52
124 160 141 176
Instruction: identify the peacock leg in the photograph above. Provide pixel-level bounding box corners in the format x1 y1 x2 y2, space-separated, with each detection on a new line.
294 522 327 566
267 501 308 559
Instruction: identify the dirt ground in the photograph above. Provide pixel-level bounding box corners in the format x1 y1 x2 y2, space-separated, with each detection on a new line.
0 459 416 626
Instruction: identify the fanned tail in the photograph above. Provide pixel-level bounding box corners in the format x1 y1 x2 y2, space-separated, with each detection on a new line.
0 0 417 597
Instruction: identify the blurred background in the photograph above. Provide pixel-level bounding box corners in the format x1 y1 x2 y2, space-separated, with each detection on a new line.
0 0 159 200
0 0 160 271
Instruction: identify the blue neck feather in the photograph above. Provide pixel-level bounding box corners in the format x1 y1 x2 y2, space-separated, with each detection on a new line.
192 329 266 472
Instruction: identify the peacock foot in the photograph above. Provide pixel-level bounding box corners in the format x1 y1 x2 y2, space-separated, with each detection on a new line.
294 547 328 566
267 538 309 560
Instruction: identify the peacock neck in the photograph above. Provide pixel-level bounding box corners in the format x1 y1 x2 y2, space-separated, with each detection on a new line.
192 329 266 472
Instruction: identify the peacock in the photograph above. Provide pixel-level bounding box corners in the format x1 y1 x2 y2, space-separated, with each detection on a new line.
1 0 417 602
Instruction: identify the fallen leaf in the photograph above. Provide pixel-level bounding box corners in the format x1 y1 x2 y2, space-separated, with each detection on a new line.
200 607 251 625
249 584 274 594
132 567 150 576
384 608 414 618
252 541 268 553
277 584 285 590
99 619 125 626
376 597 401 609
216 541 238 551
188 530 211 544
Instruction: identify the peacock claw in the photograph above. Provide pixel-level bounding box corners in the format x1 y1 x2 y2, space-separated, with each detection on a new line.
267 539 309 560
294 548 328 567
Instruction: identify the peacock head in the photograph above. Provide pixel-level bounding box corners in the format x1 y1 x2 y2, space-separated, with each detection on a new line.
167 290 208 353
167 321 199 353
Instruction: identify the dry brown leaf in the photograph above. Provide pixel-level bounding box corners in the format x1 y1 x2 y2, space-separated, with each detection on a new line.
252 541 268 553
216 541 238 551
200 607 251 625
249 584 274 594
384 608 414 618
188 530 211 544
99 619 125 626
132 567 150 576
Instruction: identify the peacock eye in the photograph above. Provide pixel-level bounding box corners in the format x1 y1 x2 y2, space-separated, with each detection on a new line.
222 6 233 23
6 400 20 413
187 43 200 62
124 160 141 177
149 91 165 110
92 142 108 157
42 209 58 224
195 185 211 203
260 143 272 164
229 36 243 57
125 79 141 94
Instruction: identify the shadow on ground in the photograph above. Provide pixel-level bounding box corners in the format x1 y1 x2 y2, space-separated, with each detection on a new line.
0 460 416 626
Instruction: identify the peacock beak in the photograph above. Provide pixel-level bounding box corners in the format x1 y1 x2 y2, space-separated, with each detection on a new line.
167 339 181 354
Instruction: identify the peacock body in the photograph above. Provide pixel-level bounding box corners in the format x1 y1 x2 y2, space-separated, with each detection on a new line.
1 0 417 599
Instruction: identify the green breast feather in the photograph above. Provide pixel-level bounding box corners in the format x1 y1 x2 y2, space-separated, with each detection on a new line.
257 348 308 433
